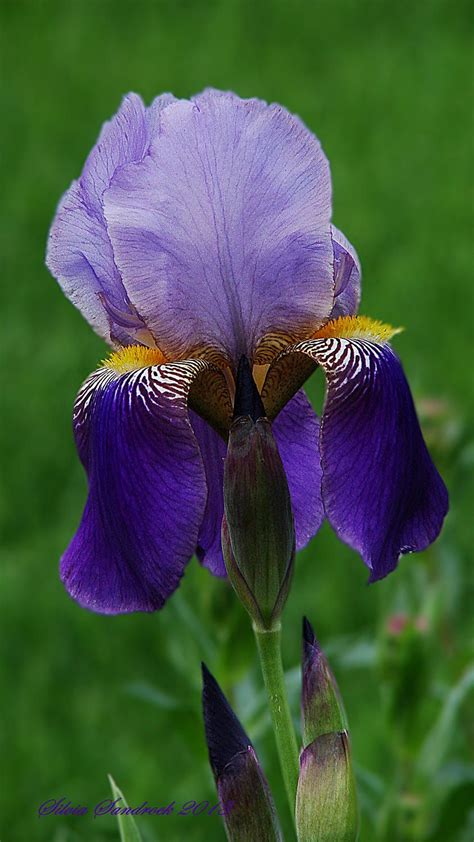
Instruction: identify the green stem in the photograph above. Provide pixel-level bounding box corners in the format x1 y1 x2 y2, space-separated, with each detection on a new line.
254 623 300 822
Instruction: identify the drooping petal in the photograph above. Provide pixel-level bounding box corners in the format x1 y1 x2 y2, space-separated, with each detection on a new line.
272 390 324 550
329 225 361 319
189 410 227 577
62 357 218 614
269 317 448 581
46 93 174 345
103 90 334 364
189 390 323 578
261 346 318 420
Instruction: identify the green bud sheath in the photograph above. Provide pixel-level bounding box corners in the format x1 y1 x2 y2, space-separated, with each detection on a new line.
298 619 359 841
223 413 295 630
296 731 358 842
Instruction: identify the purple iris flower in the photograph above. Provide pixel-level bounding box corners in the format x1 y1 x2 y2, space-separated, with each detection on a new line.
46 89 448 614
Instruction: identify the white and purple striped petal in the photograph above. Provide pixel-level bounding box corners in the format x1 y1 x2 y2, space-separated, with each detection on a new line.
281 323 448 580
63 359 211 613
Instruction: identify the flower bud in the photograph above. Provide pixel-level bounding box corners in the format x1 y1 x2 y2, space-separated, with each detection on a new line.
301 616 346 745
222 357 295 630
297 618 358 842
202 663 282 841
296 731 358 842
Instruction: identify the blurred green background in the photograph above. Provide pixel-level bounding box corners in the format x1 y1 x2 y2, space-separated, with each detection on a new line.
1 0 472 840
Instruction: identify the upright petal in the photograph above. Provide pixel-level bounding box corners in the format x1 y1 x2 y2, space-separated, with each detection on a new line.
268 316 448 580
46 94 175 345
80 92 175 216
329 225 361 319
189 391 323 578
62 356 214 613
103 90 334 364
47 180 128 343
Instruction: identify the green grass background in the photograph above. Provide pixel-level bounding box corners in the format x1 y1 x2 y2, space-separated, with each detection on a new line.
1 1 472 840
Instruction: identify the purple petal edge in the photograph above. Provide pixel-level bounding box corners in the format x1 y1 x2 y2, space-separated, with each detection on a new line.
285 336 448 580
329 225 361 320
62 361 208 613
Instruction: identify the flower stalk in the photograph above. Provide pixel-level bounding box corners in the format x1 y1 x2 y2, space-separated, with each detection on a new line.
222 357 300 819
254 624 299 821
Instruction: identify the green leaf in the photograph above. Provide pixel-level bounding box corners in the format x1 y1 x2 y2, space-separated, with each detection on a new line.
125 680 191 711
171 591 216 663
108 775 143 842
417 664 474 778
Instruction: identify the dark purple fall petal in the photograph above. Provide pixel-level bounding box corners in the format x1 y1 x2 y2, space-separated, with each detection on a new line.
103 90 334 364
189 410 227 578
190 390 324 577
202 664 282 841
62 360 211 613
329 225 361 320
272 390 324 550
288 336 448 580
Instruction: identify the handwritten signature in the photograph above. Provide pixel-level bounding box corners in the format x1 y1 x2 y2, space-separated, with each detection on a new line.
38 796 234 819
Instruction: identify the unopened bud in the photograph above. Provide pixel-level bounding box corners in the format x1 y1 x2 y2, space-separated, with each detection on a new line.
297 618 358 841
296 731 358 842
222 358 295 630
202 663 282 841
302 617 346 745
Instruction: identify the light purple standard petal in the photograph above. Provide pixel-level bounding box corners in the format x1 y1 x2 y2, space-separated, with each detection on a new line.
46 93 174 345
104 91 334 363
63 360 209 613
328 225 361 319
189 390 324 577
287 335 448 580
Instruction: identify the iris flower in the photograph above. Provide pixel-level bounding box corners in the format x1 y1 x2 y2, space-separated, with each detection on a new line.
46 89 448 614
